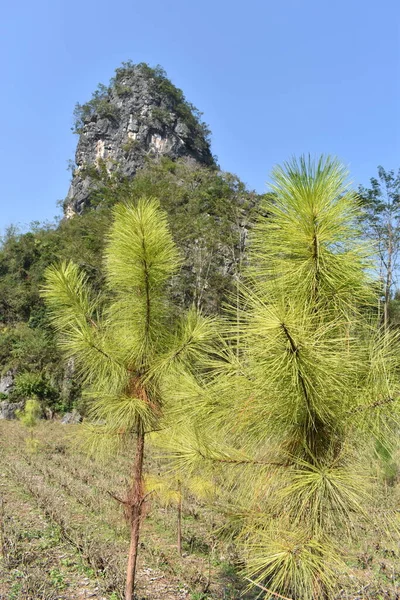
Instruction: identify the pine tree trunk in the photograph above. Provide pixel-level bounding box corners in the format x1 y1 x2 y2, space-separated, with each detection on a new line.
125 426 145 600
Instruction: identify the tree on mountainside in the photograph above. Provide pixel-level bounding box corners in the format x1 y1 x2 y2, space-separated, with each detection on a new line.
359 166 400 328
76 157 259 312
171 157 400 599
0 212 111 410
0 159 256 414
42 197 216 600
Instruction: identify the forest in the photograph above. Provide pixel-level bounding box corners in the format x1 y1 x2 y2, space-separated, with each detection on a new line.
1 66 400 600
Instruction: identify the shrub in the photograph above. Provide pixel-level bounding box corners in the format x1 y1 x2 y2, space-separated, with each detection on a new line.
12 372 57 406
73 84 120 134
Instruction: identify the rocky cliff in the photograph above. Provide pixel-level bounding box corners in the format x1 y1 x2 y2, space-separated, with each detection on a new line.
66 62 215 214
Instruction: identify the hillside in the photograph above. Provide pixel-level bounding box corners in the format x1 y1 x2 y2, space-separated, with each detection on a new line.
0 62 260 414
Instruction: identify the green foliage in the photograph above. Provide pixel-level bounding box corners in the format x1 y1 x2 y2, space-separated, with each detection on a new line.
150 106 173 126
42 196 216 444
16 397 42 453
0 156 257 412
139 63 211 152
0 324 55 372
0 209 108 327
114 82 132 97
0 207 113 411
0 225 55 325
388 289 400 327
172 156 400 600
77 61 212 156
358 166 400 327
42 196 217 597
73 83 119 134
17 397 41 428
78 157 260 312
359 166 400 246
122 138 140 154
375 439 398 485
12 372 57 404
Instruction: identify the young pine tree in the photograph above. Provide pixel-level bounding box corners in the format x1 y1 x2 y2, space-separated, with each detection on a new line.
145 451 216 556
42 197 215 600
16 397 42 453
173 157 400 599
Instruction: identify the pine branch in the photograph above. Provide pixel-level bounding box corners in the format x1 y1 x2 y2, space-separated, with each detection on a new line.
197 449 285 467
170 335 194 361
351 397 397 414
89 340 124 368
280 321 312 415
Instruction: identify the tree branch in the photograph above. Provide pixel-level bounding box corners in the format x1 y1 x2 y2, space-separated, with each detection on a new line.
280 323 311 411
197 449 285 467
351 397 397 414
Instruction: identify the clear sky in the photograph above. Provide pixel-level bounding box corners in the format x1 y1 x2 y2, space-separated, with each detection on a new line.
0 0 399 233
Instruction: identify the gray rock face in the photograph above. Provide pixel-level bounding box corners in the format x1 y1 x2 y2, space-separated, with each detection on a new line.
0 371 14 395
61 410 82 424
0 401 24 420
66 64 214 214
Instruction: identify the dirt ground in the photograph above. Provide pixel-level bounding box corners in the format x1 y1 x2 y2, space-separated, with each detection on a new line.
1 421 400 599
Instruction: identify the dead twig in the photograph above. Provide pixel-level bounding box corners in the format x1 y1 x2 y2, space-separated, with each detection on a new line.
245 577 294 600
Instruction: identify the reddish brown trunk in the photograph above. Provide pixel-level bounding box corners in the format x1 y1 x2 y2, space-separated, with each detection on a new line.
177 480 182 556
125 426 145 600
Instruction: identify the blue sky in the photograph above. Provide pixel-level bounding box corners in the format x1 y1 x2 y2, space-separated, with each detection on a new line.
0 0 399 232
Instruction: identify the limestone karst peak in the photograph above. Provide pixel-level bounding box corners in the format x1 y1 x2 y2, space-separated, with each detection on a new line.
66 62 215 214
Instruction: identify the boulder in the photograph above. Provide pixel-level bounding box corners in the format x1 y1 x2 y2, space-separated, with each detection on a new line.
0 371 14 395
61 409 82 424
0 400 24 420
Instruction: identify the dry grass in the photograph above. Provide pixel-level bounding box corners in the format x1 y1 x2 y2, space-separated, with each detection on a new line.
0 421 399 599
0 421 253 600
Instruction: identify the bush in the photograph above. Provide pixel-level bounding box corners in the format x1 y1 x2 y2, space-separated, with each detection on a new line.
73 83 120 134
12 372 58 406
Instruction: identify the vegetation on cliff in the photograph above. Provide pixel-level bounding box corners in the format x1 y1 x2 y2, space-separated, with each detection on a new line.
73 62 211 155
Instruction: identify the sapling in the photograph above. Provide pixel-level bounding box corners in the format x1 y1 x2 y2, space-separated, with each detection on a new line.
42 197 216 600
17 397 41 453
173 157 400 599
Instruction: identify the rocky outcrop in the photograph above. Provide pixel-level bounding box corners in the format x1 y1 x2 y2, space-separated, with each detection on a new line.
66 63 215 214
0 371 14 395
0 400 24 420
61 410 82 424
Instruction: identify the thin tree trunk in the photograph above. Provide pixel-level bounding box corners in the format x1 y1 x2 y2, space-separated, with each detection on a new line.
177 480 182 556
384 223 393 330
125 426 145 600
0 497 6 560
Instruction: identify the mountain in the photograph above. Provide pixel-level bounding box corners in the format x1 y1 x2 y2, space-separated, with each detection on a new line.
66 62 215 214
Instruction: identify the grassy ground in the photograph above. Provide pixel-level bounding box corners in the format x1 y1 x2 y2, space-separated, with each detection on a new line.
0 421 399 599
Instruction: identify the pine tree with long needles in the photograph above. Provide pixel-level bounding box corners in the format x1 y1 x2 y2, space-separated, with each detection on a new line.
169 157 400 599
42 197 215 600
